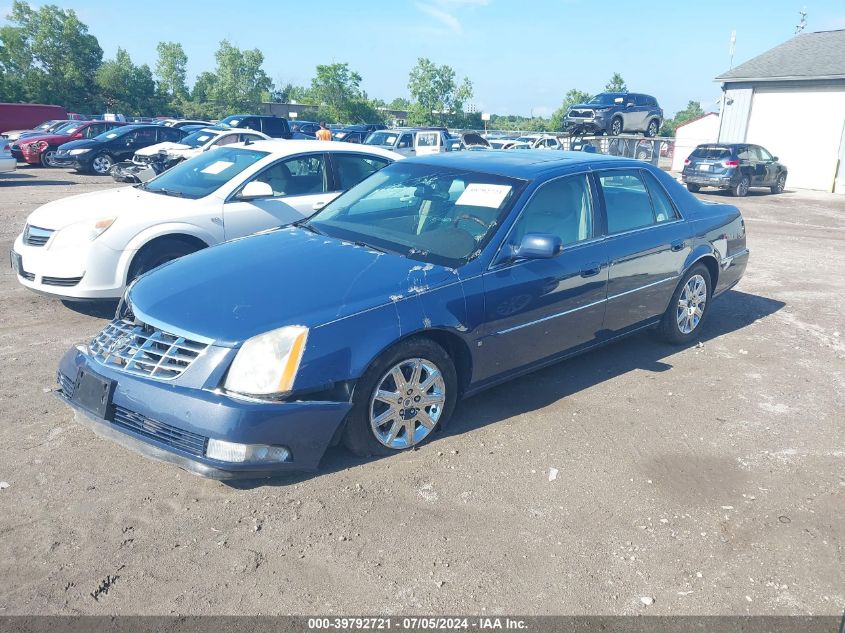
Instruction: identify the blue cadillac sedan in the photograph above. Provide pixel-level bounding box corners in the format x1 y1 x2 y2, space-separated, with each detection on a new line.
56 151 749 479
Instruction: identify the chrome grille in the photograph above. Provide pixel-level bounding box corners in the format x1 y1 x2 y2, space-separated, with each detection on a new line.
112 405 208 456
23 224 54 247
569 109 594 118
57 371 76 398
89 317 208 380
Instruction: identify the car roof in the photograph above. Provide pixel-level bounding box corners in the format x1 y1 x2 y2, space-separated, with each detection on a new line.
235 139 402 159
403 150 647 179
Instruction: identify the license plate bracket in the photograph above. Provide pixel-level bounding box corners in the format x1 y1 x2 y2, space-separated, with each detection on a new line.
72 368 115 420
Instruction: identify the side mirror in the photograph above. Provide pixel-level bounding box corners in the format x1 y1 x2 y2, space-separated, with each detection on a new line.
626 102 635 108
237 181 273 200
772 156 779 161
511 233 563 260
72 132 83 139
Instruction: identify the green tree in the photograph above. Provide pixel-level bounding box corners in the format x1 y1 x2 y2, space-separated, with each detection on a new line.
189 39 272 119
660 100 705 137
549 88 591 131
0 0 102 111
407 58 473 126
605 72 627 92
155 42 188 98
309 62 380 123
95 48 160 115
388 97 411 111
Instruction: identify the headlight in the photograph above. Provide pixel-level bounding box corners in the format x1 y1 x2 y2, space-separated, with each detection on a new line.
68 148 90 156
25 141 48 151
224 325 308 397
594 107 612 112
49 218 115 250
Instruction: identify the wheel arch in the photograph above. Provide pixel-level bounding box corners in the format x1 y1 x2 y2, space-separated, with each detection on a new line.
114 224 217 287
684 251 719 291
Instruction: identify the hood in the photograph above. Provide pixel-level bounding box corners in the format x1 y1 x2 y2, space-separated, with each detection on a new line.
568 103 604 111
26 186 193 231
136 141 191 157
57 138 100 151
128 227 457 346
14 132 75 146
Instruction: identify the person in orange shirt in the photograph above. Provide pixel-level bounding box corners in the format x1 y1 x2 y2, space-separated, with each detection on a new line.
316 121 332 141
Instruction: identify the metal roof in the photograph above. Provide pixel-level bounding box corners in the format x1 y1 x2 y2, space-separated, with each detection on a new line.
715 29 845 83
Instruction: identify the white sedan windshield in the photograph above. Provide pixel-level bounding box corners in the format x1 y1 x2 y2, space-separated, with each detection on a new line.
142 147 268 199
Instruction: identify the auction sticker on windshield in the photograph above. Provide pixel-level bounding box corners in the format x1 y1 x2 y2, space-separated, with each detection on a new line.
455 183 512 208
201 160 235 175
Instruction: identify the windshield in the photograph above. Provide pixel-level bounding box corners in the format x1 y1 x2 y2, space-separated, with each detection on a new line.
94 126 137 141
218 115 246 127
588 94 623 105
54 122 81 135
691 146 732 160
142 147 268 199
364 131 399 146
306 162 525 267
179 129 218 148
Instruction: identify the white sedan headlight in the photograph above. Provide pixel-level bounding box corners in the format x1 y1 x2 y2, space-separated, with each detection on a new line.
224 326 309 397
49 218 115 250
68 148 91 156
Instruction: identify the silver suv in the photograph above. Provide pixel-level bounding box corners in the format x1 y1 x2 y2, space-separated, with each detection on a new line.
564 93 663 137
364 128 452 157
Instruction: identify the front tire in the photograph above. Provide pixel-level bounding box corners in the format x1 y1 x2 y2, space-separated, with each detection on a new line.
657 264 712 345
610 117 623 136
771 172 786 194
686 183 701 193
732 174 750 197
645 120 659 137
342 338 457 457
90 153 113 175
127 238 203 284
40 149 57 167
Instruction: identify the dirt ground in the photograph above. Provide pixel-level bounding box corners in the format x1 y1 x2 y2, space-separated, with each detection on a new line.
0 165 842 616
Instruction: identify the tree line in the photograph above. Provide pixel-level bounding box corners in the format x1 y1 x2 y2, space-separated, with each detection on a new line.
0 1 703 134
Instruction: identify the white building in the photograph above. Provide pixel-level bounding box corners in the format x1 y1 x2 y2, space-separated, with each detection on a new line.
671 112 720 172
715 29 845 193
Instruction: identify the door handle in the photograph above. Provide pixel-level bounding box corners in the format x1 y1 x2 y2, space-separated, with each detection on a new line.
671 240 686 252
580 262 601 277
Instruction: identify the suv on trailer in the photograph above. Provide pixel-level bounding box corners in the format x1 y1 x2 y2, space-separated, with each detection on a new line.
564 92 663 137
682 143 787 197
217 114 292 139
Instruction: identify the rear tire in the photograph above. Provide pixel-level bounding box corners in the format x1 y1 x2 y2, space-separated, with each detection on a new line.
127 237 203 284
342 338 457 457
686 183 701 193
732 175 750 197
771 172 786 194
657 264 712 345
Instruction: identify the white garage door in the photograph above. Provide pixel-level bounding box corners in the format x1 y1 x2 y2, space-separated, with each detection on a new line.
746 86 845 192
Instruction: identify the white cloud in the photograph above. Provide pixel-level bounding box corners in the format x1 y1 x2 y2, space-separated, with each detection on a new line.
414 0 490 36
415 2 463 34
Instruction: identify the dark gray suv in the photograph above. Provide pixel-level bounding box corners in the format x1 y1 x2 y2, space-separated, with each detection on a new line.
564 92 663 137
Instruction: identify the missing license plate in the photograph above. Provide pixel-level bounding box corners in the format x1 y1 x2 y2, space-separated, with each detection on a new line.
72 369 114 419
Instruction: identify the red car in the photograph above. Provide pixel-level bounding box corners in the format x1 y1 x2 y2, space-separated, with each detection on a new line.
11 120 126 167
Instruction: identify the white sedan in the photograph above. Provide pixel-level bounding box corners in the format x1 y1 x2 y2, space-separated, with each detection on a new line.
1 139 15 174
12 140 402 300
133 127 271 163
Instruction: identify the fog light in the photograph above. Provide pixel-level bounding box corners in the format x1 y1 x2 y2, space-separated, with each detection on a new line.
205 438 291 463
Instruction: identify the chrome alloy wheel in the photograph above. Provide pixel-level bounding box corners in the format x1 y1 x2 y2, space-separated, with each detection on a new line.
92 154 113 175
676 274 707 334
369 357 446 450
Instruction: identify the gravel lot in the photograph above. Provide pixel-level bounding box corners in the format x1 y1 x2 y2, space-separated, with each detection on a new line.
0 165 842 616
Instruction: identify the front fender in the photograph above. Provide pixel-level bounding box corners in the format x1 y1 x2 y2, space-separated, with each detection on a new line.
112 223 221 289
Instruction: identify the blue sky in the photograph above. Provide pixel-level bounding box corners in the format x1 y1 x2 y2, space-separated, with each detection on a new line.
3 0 845 117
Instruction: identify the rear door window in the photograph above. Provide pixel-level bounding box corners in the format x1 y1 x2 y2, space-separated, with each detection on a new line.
262 117 288 137
598 170 657 234
641 171 679 223
332 153 391 191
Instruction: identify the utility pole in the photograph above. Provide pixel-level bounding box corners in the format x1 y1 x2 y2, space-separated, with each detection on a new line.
795 7 807 34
